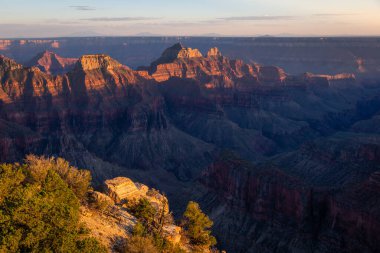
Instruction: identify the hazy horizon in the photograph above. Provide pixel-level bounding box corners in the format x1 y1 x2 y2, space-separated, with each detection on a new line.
1 0 380 38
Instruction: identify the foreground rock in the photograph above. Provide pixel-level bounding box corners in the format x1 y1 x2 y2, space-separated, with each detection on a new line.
104 177 169 213
84 177 182 252
79 205 136 252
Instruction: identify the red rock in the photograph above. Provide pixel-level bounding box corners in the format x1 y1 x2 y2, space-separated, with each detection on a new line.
207 47 222 58
28 51 77 75
201 152 380 252
141 44 270 87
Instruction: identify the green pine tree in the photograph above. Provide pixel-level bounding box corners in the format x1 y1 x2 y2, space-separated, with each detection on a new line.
182 201 217 247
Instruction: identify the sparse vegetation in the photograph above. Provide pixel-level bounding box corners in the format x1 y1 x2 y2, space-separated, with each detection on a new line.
0 156 106 253
123 235 159 253
25 155 92 201
0 156 218 253
127 195 184 253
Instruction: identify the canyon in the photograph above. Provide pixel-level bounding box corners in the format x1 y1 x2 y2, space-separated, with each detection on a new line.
1 41 380 253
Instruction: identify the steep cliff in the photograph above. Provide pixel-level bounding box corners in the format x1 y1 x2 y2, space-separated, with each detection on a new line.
27 51 77 75
141 44 356 93
140 43 284 88
200 152 380 253
0 52 214 181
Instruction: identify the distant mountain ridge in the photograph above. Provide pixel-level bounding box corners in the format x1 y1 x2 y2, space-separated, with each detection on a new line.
1 37 380 76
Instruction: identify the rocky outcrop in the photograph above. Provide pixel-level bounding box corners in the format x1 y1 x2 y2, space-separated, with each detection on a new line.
104 177 141 204
152 43 203 64
69 54 142 95
27 51 77 75
258 65 287 84
89 190 115 206
140 44 279 85
76 54 122 71
83 176 183 251
141 44 356 90
207 47 222 58
162 225 182 245
104 177 169 213
301 72 356 86
79 204 135 252
0 55 23 74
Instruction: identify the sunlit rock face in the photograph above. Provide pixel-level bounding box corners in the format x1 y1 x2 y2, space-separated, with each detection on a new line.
207 47 222 58
156 43 203 62
83 176 182 250
76 54 122 71
104 176 169 213
140 44 286 86
27 51 77 75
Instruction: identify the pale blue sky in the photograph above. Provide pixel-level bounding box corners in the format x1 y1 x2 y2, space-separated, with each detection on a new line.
0 0 379 37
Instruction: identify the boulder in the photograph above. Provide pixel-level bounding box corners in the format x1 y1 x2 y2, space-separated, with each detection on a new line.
89 190 115 206
104 177 141 204
163 224 182 245
104 177 169 213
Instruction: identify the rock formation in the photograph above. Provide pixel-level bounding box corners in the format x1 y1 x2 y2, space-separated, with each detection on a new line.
76 54 122 71
0 55 23 72
140 44 354 89
27 51 77 75
105 177 169 213
200 152 380 253
82 177 183 251
152 43 203 64
207 47 222 58
140 44 272 85
105 177 141 204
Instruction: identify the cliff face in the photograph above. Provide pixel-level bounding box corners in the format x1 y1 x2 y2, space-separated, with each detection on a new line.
27 51 77 75
68 54 141 97
141 44 282 86
141 44 355 91
200 153 380 253
201 154 305 222
0 55 23 73
0 51 214 181
153 43 203 63
82 176 184 251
